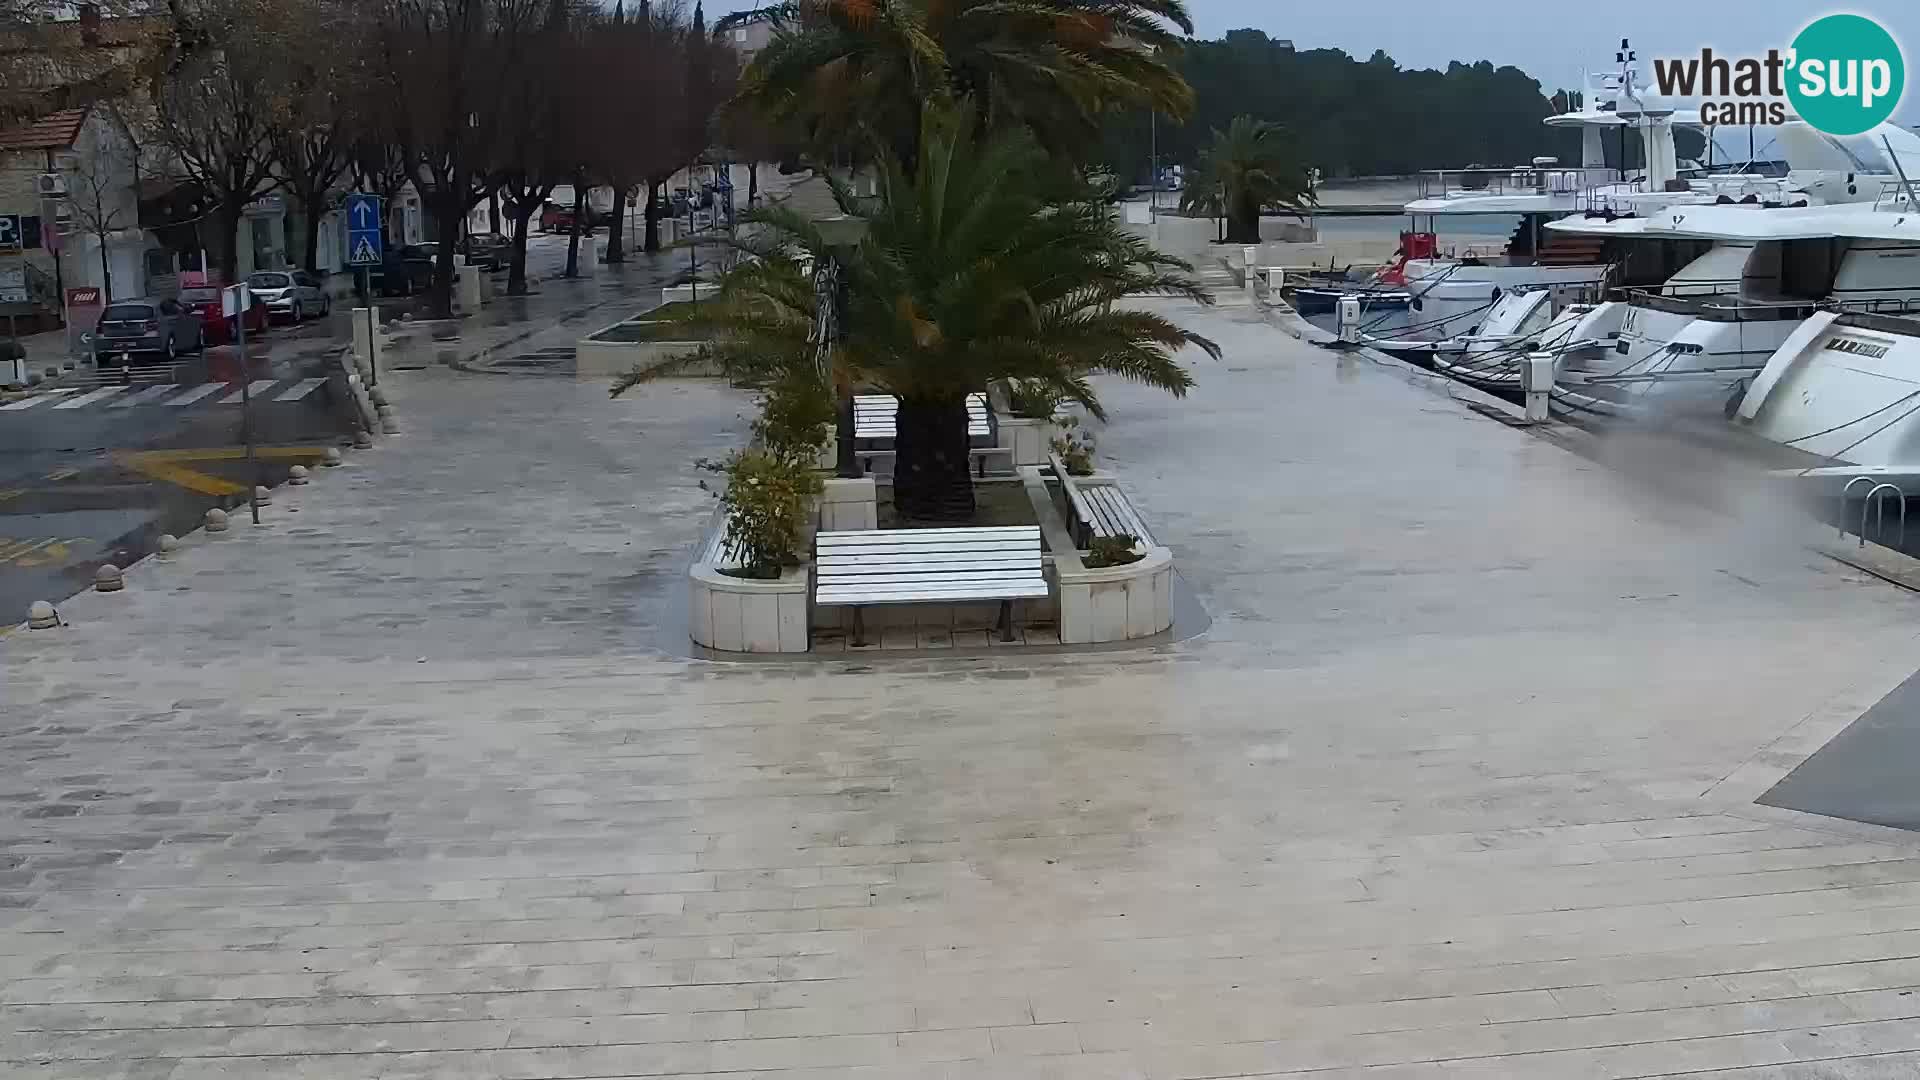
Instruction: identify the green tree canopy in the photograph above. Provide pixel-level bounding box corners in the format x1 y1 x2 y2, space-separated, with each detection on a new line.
618 100 1220 521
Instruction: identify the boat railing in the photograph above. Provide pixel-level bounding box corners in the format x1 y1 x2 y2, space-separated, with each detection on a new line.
1872 180 1919 213
1835 308 1920 335
1625 289 1920 324
1417 165 1616 201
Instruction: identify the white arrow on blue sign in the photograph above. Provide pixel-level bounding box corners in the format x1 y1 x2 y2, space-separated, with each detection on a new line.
344 194 383 266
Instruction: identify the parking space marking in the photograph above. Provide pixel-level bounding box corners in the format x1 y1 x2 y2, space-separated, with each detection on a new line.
166 384 225 407
53 386 131 409
0 537 78 568
274 378 327 401
217 380 280 405
111 385 181 408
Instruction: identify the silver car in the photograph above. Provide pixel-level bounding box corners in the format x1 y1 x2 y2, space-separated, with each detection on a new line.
245 271 331 321
91 298 204 367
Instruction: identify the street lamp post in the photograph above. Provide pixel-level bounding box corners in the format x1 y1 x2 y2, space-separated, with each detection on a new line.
813 214 866 479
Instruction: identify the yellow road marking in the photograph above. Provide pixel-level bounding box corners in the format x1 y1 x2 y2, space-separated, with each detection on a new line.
0 537 77 567
43 467 78 481
0 488 21 503
110 446 333 497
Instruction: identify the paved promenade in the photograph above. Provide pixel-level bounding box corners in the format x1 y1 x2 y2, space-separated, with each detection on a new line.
6 295 1920 1078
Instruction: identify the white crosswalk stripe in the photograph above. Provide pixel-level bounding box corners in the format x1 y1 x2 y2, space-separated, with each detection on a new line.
273 377 326 402
218 379 281 405
53 386 131 409
0 390 73 410
165 384 225 407
110 385 181 408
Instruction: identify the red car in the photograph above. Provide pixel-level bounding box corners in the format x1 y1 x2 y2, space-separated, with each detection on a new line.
177 286 270 345
539 203 577 233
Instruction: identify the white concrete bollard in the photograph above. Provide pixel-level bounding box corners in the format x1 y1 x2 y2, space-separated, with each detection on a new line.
369 386 389 407
204 508 229 533
157 534 180 554
456 265 484 311
93 563 124 592
352 430 374 449
322 448 343 467
252 485 272 507
27 600 57 629
288 465 310 485
376 404 399 434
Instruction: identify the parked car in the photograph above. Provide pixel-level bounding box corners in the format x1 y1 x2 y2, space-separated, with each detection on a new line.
176 286 270 345
376 245 438 297
459 232 509 270
245 270 330 321
91 298 203 366
540 202 605 233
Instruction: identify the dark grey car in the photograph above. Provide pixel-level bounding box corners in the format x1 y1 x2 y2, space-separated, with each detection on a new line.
91 298 204 367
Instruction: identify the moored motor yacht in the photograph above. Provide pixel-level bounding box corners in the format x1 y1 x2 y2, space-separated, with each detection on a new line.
1541 162 1920 423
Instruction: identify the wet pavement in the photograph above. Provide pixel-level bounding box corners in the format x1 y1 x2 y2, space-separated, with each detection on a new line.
10 291 1920 1076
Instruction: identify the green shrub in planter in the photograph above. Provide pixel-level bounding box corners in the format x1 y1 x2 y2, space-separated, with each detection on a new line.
1004 379 1062 420
1051 416 1095 476
1084 533 1144 568
712 449 824 580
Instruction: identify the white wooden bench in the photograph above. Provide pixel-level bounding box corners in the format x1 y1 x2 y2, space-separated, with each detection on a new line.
853 393 992 441
1049 452 1154 549
814 526 1049 643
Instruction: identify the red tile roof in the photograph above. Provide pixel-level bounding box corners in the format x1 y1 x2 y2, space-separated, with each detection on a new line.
0 108 87 152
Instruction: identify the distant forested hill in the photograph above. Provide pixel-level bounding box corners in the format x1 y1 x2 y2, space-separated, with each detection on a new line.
1105 30 1699 184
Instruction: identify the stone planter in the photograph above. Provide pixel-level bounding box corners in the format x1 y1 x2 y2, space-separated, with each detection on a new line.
662 284 715 305
997 415 1060 467
816 476 876 532
575 335 723 378
689 559 809 653
1056 546 1174 644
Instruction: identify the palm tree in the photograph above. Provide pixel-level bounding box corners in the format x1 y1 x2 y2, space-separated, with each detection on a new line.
732 0 1197 169
616 100 1220 522
1180 116 1316 245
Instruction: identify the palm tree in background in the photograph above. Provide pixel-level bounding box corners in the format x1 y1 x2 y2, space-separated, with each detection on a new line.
733 0 1197 169
616 100 1219 522
1181 115 1316 245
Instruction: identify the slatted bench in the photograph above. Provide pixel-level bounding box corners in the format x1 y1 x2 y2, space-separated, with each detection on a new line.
852 392 992 442
814 526 1049 643
1049 452 1154 549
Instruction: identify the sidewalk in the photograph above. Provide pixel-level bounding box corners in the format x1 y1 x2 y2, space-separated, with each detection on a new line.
7 296 1920 1078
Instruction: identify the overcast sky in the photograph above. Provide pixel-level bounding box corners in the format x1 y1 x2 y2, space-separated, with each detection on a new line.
714 1 1919 123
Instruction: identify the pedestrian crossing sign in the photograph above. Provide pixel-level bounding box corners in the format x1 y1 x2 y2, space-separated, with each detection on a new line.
350 235 380 266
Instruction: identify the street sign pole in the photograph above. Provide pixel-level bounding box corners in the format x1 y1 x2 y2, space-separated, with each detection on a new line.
231 284 260 525
345 194 385 390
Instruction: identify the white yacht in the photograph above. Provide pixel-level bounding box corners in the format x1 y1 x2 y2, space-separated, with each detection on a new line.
1541 147 1920 423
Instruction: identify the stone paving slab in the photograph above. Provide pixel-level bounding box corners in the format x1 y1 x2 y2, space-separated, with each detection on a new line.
4 297 1920 1078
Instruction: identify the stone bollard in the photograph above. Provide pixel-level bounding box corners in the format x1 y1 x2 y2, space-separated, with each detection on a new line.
94 563 124 592
369 386 389 407
252 485 272 507
288 465 310 485
157 534 180 555
352 429 374 449
205 507 229 533
322 448 343 467
27 600 58 629
376 404 398 434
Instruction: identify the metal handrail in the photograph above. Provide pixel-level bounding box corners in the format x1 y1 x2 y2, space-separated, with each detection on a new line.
1841 476 1878 539
1864 483 1907 548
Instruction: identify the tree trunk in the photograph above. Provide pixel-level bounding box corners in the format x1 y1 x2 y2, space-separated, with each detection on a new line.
488 189 499 234
644 177 662 252
564 174 585 278
747 162 758 206
605 187 626 264
300 196 323 273
214 202 243 283
430 168 463 318
1225 194 1261 244
505 202 537 295
892 393 976 522
97 236 112 301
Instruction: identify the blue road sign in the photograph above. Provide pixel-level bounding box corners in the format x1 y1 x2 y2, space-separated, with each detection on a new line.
345 194 383 266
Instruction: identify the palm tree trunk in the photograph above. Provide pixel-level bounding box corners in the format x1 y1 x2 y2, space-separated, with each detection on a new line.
892 394 976 522
1226 194 1261 244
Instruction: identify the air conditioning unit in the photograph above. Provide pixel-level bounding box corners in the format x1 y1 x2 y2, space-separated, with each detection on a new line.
35 172 66 197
